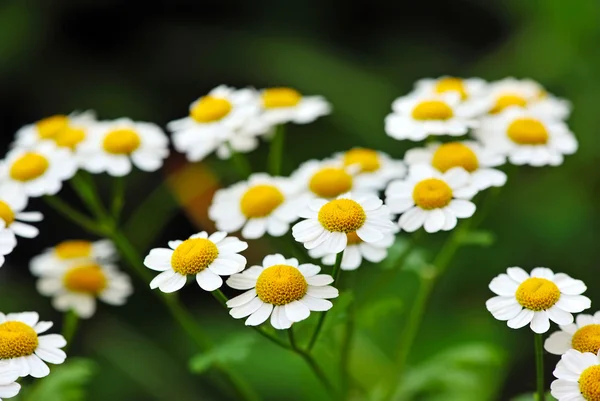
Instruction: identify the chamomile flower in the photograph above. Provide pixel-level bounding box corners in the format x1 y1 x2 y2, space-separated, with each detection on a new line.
226 254 338 329
0 183 43 243
333 148 406 191
30 239 116 276
13 111 96 150
0 230 16 269
385 165 477 233
78 118 169 177
413 76 488 100
551 349 600 401
292 193 395 255
545 312 600 356
258 87 331 126
486 267 591 334
0 142 77 198
168 85 265 162
404 141 507 191
209 174 303 239
0 312 66 378
478 107 577 166
144 232 247 293
385 92 480 141
0 360 20 400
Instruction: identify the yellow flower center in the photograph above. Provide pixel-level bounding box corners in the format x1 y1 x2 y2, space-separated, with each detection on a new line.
412 178 453 210
309 168 353 198
515 277 560 311
579 365 600 401
318 199 366 233
63 264 107 294
240 185 285 218
343 148 381 173
572 325 600 354
346 232 362 245
54 126 86 149
411 100 454 121
435 77 467 100
0 201 15 226
190 96 233 123
171 238 219 275
431 142 479 173
262 88 302 109
490 94 528 114
0 321 39 359
35 115 69 139
255 264 308 305
9 152 50 182
55 240 93 259
507 118 549 145
103 129 141 155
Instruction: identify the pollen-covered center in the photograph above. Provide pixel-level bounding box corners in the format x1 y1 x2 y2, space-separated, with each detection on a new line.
318 199 366 233
171 238 219 275
0 201 15 226
36 115 69 139
346 232 362 245
411 100 454 121
240 185 285 218
63 264 107 294
343 148 381 173
54 126 86 149
103 129 141 154
9 152 50 182
412 178 453 210
572 325 600 354
309 168 353 198
579 365 600 401
55 240 93 259
515 277 560 311
0 321 39 359
190 96 232 123
255 264 308 305
507 118 549 145
435 78 467 99
432 142 479 173
262 88 302 109
491 94 528 114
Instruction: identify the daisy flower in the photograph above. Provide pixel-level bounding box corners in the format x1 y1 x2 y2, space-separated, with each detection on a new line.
30 239 116 276
0 360 20 401
486 267 591 334
13 111 96 150
385 165 478 233
36 261 132 319
385 92 480 141
78 118 169 177
477 107 577 166
208 173 303 239
413 76 488 100
309 230 396 271
404 141 507 191
551 349 600 401
292 193 396 255
482 77 546 114
0 230 16 269
334 148 406 191
0 183 43 243
258 87 331 126
545 312 600 356
0 312 66 378
168 85 266 162
0 142 77 198
226 254 338 329
144 232 247 293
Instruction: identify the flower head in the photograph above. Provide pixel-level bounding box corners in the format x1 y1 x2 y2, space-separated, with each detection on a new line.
258 87 331 126
30 239 116 276
413 76 488 101
0 183 43 245
545 312 600 356
226 254 338 329
333 148 406 191
551 349 600 401
486 267 590 334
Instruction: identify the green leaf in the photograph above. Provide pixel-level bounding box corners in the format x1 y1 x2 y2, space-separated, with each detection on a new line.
359 297 403 329
511 393 557 401
189 334 257 374
457 230 496 247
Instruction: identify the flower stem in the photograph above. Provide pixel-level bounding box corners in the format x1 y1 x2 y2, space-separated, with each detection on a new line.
70 172 110 222
288 328 336 396
228 146 252 179
535 333 546 401
267 124 285 176
111 176 126 222
61 310 79 352
43 196 106 236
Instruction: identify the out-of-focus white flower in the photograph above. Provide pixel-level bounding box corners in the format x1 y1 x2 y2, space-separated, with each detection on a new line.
333 148 406 191
258 87 331 126
413 77 488 101
0 183 42 245
30 239 116 276
545 312 600 356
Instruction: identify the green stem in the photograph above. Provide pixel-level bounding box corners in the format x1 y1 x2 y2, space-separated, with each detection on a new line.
228 146 252 179
111 176 126 222
535 333 546 401
340 293 356 399
70 173 110 222
288 328 336 397
267 124 285 176
61 310 79 352
43 196 106 236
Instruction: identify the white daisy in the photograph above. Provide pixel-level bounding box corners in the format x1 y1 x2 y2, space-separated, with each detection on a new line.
78 118 169 177
208 173 303 239
36 261 132 319
30 239 116 276
13 111 96 150
551 349 600 401
404 141 507 191
144 231 247 293
168 85 266 162
0 142 77 198
333 148 406 191
292 192 396 255
385 92 480 141
0 360 20 401
413 76 488 101
0 230 17 269
308 230 396 271
258 87 331 126
226 254 338 329
545 312 600 356
0 183 43 244
486 267 591 334
0 312 66 378
385 165 478 233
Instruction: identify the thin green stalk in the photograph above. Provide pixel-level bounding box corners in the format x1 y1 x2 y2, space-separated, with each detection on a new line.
340 290 356 399
228 146 252 179
267 124 285 176
61 310 79 352
288 328 336 397
70 173 110 222
535 333 546 401
43 196 106 236
111 176 126 222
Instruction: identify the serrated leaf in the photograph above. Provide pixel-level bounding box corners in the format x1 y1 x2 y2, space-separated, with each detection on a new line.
457 230 496 247
189 334 256 374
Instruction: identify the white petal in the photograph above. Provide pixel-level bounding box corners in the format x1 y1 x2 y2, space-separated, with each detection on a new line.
306 285 339 299
262 254 287 267
486 296 522 321
423 209 445 233
556 295 592 313
230 297 263 319
33 321 53 334
506 267 529 283
284 301 311 322
152 271 186 293
507 308 535 329
489 274 519 296
297 264 320 277
226 289 257 308
544 331 573 355
547 306 574 326
356 224 384 243
577 314 595 327
245 303 273 326
15 212 43 222
195 269 223 291
241 218 267 239
300 295 332 311
8 312 38 326
35 345 67 364
448 199 475 218
209 257 245 275
530 311 551 334
398 207 426 232
226 274 258 290
0 382 20 398
144 249 173 271
25 355 50 378
554 273 587 295
306 275 334 286
531 267 555 280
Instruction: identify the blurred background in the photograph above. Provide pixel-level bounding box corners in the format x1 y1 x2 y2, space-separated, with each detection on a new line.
0 0 598 400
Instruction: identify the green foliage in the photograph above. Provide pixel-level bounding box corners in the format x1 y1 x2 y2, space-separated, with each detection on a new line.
511 393 557 401
189 334 257 374
457 230 496 247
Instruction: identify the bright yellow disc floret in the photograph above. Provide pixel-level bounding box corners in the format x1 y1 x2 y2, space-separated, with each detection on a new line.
343 148 381 173
309 168 353 199
412 178 453 210
9 153 50 182
490 94 528 114
435 77 467 100
579 365 600 401
515 277 560 311
507 118 549 145
54 126 86 149
318 199 366 233
255 264 308 305
63 264 107 294
240 185 285 218
262 88 302 109
411 100 454 121
55 240 93 259
572 325 600 354
346 232 362 245
103 129 141 154
0 321 39 359
431 142 479 173
36 115 69 139
190 96 232 123
171 238 219 275
0 201 15 226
